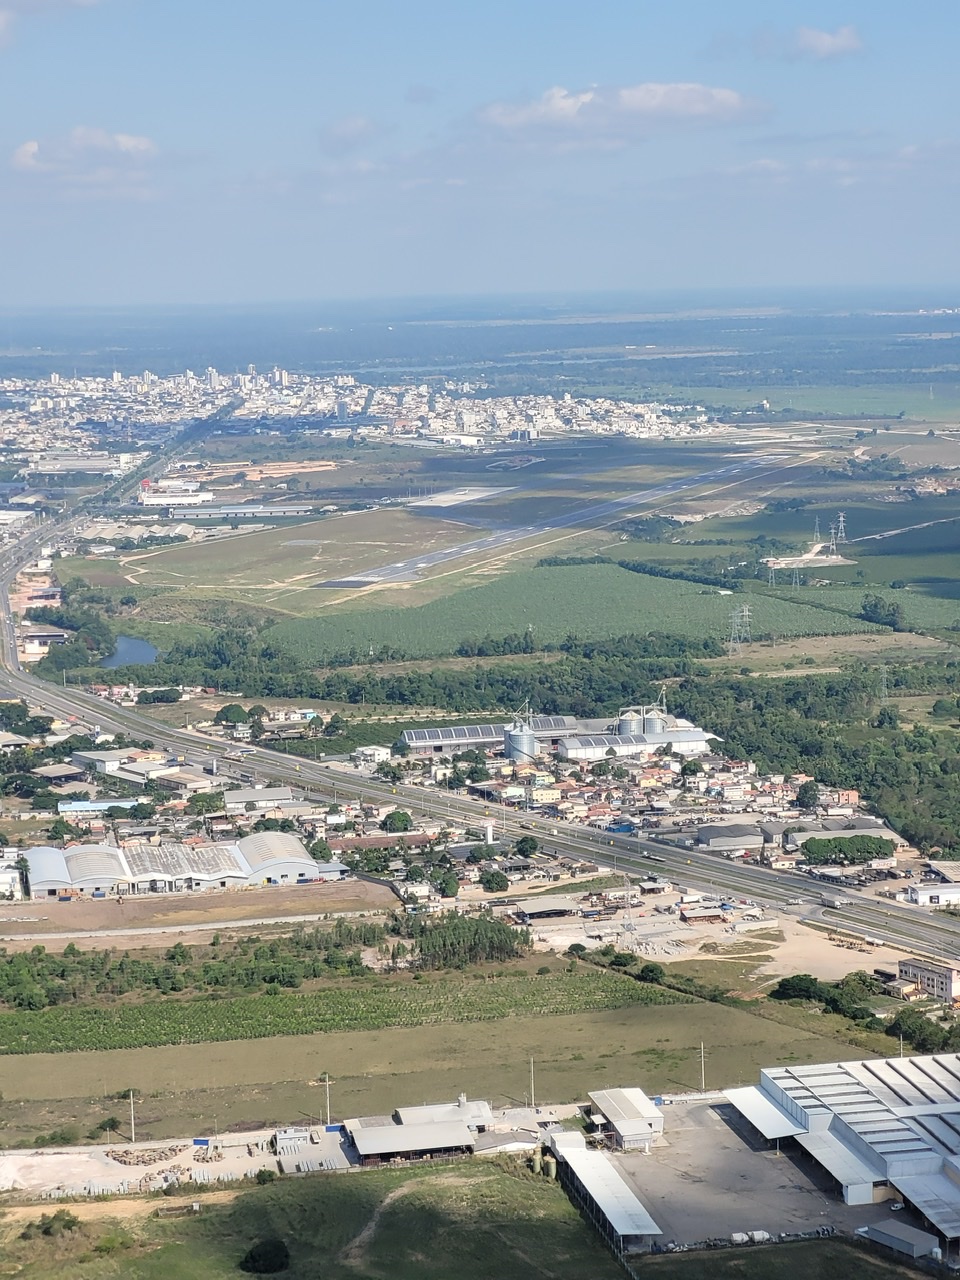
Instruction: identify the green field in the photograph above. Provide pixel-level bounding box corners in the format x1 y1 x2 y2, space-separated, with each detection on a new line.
641 1239 923 1280
0 969 686 1055
0 1163 625 1280
0 998 867 1146
272 564 882 661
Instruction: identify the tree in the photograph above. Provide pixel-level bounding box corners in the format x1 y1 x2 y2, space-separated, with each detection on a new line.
466 844 496 864
380 810 412 833
680 759 702 778
214 703 249 724
638 962 666 984
514 835 538 857
436 872 460 898
186 792 224 816
796 780 820 810
769 973 824 1002
405 863 426 882
307 839 332 861
480 869 509 893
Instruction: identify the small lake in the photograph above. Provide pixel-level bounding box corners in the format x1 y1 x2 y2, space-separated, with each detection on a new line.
100 635 159 668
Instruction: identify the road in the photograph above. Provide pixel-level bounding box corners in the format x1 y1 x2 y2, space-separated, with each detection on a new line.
1 474 958 964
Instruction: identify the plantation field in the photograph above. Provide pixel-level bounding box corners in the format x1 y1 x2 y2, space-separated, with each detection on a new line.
0 1163 624 1280
272 563 880 661
771 584 960 631
0 969 686 1055
0 999 867 1145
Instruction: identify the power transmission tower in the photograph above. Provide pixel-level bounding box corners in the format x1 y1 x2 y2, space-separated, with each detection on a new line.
813 514 821 543
768 564 777 587
739 603 752 644
879 666 889 703
828 523 838 555
836 511 847 542
792 566 801 588
728 603 752 656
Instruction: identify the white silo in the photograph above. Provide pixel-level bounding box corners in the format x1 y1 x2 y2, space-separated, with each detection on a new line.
504 721 538 763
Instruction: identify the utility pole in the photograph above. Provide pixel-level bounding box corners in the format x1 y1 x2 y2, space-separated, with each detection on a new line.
700 1043 706 1093
129 1088 136 1144
323 1072 334 1127
530 1056 536 1111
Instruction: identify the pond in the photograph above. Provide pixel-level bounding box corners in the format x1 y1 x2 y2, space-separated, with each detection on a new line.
99 634 159 669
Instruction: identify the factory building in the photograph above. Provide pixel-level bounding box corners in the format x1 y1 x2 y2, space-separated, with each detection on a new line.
725 1054 960 1240
24 832 343 897
400 699 716 764
587 1088 664 1152
346 1120 476 1166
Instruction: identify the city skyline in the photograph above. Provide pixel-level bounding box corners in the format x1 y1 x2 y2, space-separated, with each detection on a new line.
1 1 958 305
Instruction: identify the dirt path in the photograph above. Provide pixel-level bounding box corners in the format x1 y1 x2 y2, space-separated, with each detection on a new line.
339 1183 416 1268
0 1187 241 1229
339 1173 484 1270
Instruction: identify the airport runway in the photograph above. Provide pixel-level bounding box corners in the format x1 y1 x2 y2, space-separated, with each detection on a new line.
316 453 785 587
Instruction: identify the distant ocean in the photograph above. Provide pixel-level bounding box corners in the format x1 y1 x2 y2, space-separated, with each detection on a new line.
0 289 956 384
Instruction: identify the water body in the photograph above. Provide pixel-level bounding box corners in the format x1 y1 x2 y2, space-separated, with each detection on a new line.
100 635 159 668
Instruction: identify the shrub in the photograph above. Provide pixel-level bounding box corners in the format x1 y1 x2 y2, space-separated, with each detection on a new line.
240 1237 291 1274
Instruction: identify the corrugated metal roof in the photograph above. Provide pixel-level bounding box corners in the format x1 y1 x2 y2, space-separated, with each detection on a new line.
795 1131 881 1187
589 1088 661 1129
395 1100 493 1127
237 831 313 869
559 1148 661 1239
723 1086 804 1139
894 1173 960 1238
349 1121 475 1157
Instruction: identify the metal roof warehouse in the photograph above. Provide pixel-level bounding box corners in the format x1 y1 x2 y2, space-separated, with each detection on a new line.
24 832 346 896
726 1053 960 1240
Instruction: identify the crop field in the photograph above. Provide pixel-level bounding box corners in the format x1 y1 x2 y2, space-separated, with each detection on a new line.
272 563 880 662
665 381 960 420
0 969 686 1055
772 584 960 631
0 1163 624 1280
0 998 868 1144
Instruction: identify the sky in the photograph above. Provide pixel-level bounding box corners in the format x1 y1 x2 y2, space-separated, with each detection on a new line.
1 0 958 306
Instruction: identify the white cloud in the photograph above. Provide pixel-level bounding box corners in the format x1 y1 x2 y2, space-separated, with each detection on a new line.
480 81 757 147
792 24 862 59
0 0 98 45
11 125 158 195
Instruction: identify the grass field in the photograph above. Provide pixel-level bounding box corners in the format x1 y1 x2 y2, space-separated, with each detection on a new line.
0 998 869 1145
271 564 881 661
0 1163 625 1280
641 1239 923 1279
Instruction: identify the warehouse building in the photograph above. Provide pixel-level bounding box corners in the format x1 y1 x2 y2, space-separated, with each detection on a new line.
549 1131 662 1254
587 1088 664 1151
511 895 581 922
725 1054 960 1240
346 1120 475 1166
399 716 579 756
24 832 344 897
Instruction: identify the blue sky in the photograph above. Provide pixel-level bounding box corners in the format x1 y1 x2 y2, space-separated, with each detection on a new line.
1 0 957 305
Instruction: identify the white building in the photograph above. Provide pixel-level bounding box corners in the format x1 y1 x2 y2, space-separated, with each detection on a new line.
25 832 346 897
587 1088 664 1151
726 1054 960 1237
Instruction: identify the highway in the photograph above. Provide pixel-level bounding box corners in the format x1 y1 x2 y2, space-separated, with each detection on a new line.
1 490 959 963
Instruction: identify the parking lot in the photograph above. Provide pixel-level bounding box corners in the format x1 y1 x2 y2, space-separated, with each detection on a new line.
615 1100 900 1246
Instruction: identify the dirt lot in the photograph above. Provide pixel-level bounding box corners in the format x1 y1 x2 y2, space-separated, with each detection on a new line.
619 1100 898 1245
0 878 396 946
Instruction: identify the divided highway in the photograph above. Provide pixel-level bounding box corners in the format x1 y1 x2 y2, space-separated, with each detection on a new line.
0 514 958 963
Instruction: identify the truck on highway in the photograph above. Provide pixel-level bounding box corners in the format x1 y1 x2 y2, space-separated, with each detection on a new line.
822 894 850 909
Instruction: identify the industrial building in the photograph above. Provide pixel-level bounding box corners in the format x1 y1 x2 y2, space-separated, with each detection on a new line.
587 1088 664 1151
399 699 716 764
725 1054 960 1240
896 958 960 1003
548 1130 662 1254
346 1120 476 1166
24 832 345 897
512 895 582 922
